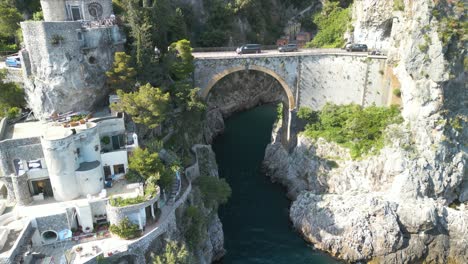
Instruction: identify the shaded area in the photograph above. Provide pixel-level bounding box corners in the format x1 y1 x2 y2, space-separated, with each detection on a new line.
213 105 339 264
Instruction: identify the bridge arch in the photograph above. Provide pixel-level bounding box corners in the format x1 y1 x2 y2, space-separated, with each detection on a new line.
201 65 296 110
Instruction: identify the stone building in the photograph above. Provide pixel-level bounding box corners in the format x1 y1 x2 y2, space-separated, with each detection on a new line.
0 114 137 204
19 0 125 119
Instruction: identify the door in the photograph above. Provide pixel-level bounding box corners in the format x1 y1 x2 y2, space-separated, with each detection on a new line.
103 166 111 178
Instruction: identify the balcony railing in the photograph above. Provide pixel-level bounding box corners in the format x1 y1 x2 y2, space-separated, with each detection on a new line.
81 17 118 28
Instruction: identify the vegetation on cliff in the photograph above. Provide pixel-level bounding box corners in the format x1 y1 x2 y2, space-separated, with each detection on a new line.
153 240 190 264
195 175 232 210
0 70 25 119
306 0 352 48
299 103 403 159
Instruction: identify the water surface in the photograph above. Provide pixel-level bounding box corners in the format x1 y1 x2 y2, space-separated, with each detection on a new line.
213 105 340 264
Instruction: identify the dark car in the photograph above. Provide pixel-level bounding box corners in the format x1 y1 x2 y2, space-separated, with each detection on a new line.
236 44 262 54
278 43 298 52
345 44 368 52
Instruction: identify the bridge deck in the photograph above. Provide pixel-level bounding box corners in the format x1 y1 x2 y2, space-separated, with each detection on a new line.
193 48 387 60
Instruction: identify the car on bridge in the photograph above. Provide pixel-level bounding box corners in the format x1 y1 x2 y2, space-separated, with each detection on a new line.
345 44 368 52
5 55 21 68
278 43 298 52
236 44 262 54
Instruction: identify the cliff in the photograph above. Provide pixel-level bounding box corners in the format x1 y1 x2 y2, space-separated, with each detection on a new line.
263 0 467 263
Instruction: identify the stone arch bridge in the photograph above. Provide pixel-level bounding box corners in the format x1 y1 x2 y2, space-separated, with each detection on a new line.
193 51 391 142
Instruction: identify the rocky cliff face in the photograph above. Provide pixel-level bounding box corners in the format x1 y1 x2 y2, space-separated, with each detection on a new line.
264 0 467 263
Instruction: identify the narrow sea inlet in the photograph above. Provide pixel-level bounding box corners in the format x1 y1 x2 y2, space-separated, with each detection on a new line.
213 105 339 264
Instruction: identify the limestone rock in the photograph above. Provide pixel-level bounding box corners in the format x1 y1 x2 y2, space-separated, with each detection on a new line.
263 0 467 262
290 193 403 262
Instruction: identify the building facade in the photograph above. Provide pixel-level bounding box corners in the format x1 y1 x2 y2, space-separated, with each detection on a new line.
0 115 137 204
20 0 126 119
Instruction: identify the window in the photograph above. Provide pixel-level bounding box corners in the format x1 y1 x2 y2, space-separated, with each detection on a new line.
70 6 82 21
27 160 42 170
77 32 83 41
113 164 125 175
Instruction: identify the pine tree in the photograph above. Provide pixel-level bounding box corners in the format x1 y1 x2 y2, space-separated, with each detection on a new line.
111 83 170 129
106 52 137 92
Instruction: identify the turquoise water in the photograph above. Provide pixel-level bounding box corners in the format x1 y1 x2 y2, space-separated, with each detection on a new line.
212 105 340 264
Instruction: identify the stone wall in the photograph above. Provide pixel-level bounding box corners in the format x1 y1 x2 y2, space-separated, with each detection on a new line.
0 137 43 176
298 55 388 110
0 220 34 264
0 119 7 140
106 190 160 226
11 173 32 205
35 211 70 235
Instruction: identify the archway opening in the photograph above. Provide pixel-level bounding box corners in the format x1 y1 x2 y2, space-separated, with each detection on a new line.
204 68 294 144
42 230 58 243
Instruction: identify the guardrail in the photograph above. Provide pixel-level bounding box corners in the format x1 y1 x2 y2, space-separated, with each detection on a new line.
193 45 278 52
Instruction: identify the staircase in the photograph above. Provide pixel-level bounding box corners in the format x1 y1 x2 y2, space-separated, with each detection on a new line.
167 173 181 206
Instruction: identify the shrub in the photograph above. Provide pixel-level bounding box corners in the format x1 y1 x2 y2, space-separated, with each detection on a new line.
50 34 64 45
6 107 20 119
109 218 141 239
153 241 189 264
393 0 405 11
297 107 318 123
276 103 283 121
195 175 231 210
418 43 429 53
393 88 402 97
182 206 206 249
109 196 146 207
70 114 86 122
306 2 351 48
326 160 339 169
144 178 159 197
303 103 403 159
101 136 110 145
125 169 143 183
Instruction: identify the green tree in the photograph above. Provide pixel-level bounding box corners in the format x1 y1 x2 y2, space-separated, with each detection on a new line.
167 39 194 81
128 147 164 180
195 175 231 210
0 70 25 118
168 8 188 43
153 241 189 264
111 83 170 129
306 1 351 48
0 2 22 40
106 52 137 92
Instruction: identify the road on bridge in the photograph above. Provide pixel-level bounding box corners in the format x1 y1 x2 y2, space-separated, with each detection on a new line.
193 48 370 59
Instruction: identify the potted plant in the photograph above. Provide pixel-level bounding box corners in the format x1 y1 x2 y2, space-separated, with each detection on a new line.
101 136 110 145
51 34 64 45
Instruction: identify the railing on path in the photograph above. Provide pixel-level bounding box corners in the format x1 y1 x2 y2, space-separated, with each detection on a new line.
192 45 278 52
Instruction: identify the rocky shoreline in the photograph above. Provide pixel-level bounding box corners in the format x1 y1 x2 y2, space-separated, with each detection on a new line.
262 0 467 262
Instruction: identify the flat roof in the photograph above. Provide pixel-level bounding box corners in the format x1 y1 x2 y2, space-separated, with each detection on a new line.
4 121 44 140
